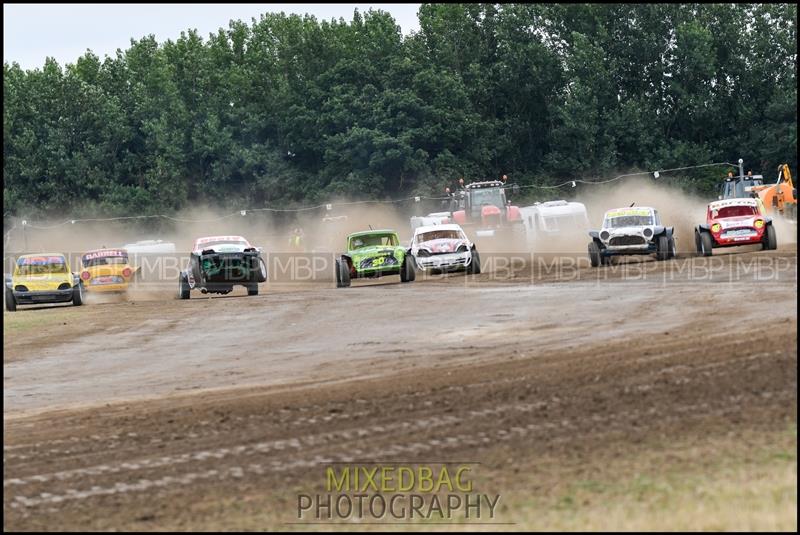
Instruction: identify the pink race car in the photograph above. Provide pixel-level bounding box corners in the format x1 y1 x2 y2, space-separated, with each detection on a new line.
695 198 777 256
410 223 481 274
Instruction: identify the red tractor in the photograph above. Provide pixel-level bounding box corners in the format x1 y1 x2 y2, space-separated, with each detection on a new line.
449 179 524 243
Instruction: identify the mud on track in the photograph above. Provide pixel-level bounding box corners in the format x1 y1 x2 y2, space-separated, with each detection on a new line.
3 249 797 530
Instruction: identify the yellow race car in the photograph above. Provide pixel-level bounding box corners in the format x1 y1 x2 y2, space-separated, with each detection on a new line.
5 253 84 311
79 248 138 293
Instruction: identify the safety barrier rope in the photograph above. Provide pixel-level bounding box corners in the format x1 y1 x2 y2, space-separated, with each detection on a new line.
532 162 739 190
8 162 738 230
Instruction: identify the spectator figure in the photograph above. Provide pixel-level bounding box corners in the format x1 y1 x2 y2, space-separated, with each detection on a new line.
288 227 305 252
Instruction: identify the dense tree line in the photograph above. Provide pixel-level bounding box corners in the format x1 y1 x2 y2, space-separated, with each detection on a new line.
3 3 797 218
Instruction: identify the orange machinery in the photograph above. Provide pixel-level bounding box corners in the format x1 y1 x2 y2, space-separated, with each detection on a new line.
750 164 797 220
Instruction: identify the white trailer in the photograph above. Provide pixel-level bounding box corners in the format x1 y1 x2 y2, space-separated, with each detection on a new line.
519 200 590 248
410 212 452 231
121 239 177 254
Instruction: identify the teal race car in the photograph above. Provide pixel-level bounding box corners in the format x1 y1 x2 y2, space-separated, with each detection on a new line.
335 229 416 287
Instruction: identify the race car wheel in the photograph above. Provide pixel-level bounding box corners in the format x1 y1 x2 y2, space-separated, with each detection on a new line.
656 235 670 261
255 257 268 283
5 289 16 312
336 258 351 288
668 236 677 259
588 241 601 268
469 249 481 275
178 273 190 299
401 256 416 283
601 254 612 266
247 283 259 296
698 231 713 257
72 283 84 306
762 224 777 250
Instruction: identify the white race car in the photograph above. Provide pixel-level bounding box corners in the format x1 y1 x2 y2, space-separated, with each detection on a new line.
588 206 676 266
178 235 267 298
411 224 481 274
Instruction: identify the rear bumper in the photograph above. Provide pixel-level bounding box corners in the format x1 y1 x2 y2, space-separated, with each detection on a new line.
200 253 266 283
12 288 74 304
84 282 129 292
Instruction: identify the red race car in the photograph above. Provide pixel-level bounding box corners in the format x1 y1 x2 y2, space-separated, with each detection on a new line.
695 198 777 256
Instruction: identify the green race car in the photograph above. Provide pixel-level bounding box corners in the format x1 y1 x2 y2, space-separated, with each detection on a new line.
335 229 416 287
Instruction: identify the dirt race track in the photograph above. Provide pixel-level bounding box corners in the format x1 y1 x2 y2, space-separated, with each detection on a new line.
4 248 798 530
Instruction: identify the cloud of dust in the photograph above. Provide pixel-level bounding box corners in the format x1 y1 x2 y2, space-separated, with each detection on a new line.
517 177 710 255
770 216 798 249
4 182 794 274
296 201 413 253
3 200 415 266
575 177 710 253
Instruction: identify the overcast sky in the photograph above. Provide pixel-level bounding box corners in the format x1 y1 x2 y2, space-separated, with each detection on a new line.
4 3 422 70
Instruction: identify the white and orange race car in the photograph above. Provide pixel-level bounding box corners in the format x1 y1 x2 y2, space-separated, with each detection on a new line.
695 198 777 256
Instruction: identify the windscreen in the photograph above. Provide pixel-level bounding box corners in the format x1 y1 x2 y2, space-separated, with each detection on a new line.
712 205 758 218
416 230 462 242
82 250 129 268
470 188 504 208
604 209 654 228
350 234 398 249
16 256 68 275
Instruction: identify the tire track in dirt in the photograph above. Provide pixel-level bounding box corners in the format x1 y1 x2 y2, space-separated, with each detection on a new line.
6 336 794 509
8 384 794 510
2 321 783 466
4 250 796 529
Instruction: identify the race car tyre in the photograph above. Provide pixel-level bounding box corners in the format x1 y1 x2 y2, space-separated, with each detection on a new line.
255 257 268 283
72 282 84 306
668 236 677 259
698 231 713 257
336 258 351 288
178 274 190 299
601 254 611 266
763 224 777 250
469 249 481 275
588 241 601 268
656 235 670 261
401 256 416 283
247 283 259 296
5 289 16 312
